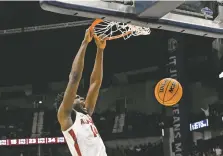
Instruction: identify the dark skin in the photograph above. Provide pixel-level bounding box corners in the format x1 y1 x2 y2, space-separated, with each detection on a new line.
57 29 106 131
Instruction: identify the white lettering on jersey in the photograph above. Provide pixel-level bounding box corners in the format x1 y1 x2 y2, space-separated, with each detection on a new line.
62 112 107 156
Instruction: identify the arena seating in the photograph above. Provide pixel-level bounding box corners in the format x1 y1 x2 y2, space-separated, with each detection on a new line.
42 109 162 140
41 142 164 156
0 106 163 139
0 106 164 156
189 136 223 156
0 106 33 139
42 110 60 137
2 105 223 156
106 142 164 156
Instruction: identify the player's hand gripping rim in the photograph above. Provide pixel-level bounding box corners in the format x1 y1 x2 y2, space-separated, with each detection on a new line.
83 29 93 43
94 35 106 50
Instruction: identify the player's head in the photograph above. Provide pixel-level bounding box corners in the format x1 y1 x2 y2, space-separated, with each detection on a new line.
73 95 88 113
55 92 87 114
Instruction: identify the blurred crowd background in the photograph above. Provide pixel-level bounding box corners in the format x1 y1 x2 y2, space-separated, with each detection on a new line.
0 86 223 156
1 1 223 156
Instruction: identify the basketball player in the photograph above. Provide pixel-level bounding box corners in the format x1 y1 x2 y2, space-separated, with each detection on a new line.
56 29 107 156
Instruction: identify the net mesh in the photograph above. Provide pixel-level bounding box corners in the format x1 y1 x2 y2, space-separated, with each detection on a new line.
93 20 151 40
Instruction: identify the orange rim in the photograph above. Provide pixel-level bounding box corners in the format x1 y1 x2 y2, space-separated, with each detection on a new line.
89 19 132 40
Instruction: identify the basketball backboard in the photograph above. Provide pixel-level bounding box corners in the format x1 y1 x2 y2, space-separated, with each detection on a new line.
40 0 223 38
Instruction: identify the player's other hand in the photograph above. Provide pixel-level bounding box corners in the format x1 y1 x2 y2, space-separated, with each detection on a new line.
94 35 106 50
84 29 93 43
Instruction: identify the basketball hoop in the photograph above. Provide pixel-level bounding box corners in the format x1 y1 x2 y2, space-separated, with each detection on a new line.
89 19 151 40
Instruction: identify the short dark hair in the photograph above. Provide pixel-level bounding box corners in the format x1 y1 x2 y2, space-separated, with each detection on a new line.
54 92 86 114
54 92 64 111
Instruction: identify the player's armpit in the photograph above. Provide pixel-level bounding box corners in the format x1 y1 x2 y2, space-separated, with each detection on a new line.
57 79 80 130
57 111 74 131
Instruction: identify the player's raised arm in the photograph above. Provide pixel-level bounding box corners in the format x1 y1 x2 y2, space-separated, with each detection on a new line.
57 29 92 129
85 36 106 116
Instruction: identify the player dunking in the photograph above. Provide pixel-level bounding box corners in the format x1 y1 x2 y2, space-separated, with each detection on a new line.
56 29 107 156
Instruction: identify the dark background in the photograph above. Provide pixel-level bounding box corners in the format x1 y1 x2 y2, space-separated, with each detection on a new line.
0 1 217 89
0 2 223 156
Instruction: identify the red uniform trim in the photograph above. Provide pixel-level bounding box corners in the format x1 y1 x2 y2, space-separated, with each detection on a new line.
68 129 82 156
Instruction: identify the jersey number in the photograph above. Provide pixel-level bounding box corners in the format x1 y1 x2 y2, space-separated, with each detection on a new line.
90 125 99 137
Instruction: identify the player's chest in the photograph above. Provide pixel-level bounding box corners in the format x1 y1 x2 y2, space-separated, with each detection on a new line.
77 115 99 139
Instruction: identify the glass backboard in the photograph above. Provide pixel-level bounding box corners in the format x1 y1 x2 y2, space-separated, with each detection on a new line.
40 0 223 38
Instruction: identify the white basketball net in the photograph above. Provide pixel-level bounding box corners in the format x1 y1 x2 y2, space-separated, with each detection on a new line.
93 20 151 40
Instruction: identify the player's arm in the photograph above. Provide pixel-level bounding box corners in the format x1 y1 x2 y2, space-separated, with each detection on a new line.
57 30 92 130
85 36 106 116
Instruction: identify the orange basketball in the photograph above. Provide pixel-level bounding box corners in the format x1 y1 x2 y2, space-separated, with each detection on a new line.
154 78 183 106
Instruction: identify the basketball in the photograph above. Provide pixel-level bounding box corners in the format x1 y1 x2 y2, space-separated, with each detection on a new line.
154 78 183 106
